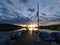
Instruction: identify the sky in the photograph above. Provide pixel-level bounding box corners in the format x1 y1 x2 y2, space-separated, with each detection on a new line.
0 0 60 25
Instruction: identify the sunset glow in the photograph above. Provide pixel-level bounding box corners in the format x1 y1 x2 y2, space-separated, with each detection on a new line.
28 24 38 31
28 24 37 28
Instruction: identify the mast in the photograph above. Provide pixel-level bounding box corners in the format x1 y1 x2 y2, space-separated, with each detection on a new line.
37 2 39 31
36 2 40 41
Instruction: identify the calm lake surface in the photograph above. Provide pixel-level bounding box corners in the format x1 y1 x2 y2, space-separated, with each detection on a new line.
0 29 60 45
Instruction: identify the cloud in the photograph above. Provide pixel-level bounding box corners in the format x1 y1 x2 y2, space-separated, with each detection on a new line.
40 3 46 8
41 13 46 16
0 0 60 24
48 6 55 12
0 15 31 24
43 6 55 13
44 16 60 22
0 2 6 6
0 7 31 24
0 14 16 19
20 0 28 4
27 8 35 13
54 15 60 17
0 8 30 24
0 7 9 14
55 11 60 14
50 18 60 21
0 7 5 11
54 0 60 2
3 1 22 13
6 0 13 5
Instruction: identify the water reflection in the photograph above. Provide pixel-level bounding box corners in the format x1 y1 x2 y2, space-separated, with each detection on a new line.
20 28 60 33
0 27 60 45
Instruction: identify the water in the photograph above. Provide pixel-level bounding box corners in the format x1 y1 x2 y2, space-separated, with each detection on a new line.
0 29 60 45
0 32 12 45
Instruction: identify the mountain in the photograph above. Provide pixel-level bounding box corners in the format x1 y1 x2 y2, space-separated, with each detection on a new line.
39 24 60 31
0 24 22 32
